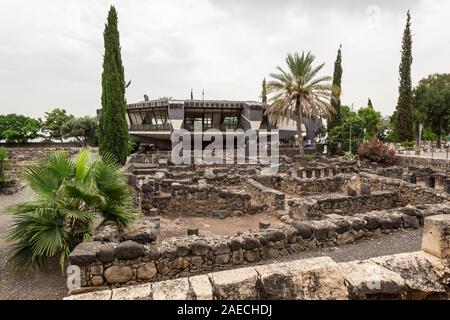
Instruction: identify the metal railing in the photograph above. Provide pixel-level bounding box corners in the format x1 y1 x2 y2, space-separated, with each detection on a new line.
129 124 171 131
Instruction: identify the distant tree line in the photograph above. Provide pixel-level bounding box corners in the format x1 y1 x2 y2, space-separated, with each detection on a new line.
0 109 98 146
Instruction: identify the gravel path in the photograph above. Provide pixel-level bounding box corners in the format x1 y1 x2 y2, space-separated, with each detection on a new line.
0 189 422 300
0 188 67 300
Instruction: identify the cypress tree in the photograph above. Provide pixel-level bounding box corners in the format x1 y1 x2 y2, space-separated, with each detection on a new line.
394 10 414 142
368 98 373 108
99 6 129 165
328 45 343 132
261 78 267 107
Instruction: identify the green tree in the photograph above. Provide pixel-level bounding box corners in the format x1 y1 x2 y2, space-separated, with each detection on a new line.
261 78 267 107
413 74 450 148
328 105 365 155
99 6 129 165
328 45 343 133
265 51 334 156
42 108 74 142
394 11 414 142
0 114 41 144
61 116 98 147
357 105 381 139
4 149 136 271
368 98 373 108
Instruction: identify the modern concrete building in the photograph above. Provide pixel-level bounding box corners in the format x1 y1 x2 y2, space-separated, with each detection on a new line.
125 98 323 148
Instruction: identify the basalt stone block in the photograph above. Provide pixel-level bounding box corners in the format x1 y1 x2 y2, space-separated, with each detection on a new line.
98 243 116 263
213 243 231 255
137 262 157 280
285 227 299 244
347 186 358 197
293 222 314 239
116 241 145 260
104 266 133 284
334 220 351 234
212 209 232 219
400 207 422 217
214 254 231 265
402 215 420 229
187 228 199 236
229 238 242 251
242 236 261 250
350 218 366 231
176 244 191 257
69 241 101 266
259 221 271 230
364 215 381 231
266 230 285 242
191 241 210 256
244 249 260 263
360 183 371 196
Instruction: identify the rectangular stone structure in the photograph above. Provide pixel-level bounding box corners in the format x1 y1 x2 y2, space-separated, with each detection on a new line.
422 215 450 261
255 257 348 300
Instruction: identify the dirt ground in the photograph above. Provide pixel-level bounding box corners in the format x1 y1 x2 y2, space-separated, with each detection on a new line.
0 188 67 300
0 188 422 300
159 214 283 239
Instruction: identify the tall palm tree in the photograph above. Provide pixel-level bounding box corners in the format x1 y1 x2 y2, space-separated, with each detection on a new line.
4 149 136 272
266 51 335 156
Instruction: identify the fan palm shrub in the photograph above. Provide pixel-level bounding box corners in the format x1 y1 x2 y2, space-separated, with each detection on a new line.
266 51 335 156
4 149 136 271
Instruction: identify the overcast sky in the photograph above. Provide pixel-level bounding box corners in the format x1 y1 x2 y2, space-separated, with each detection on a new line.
0 0 449 119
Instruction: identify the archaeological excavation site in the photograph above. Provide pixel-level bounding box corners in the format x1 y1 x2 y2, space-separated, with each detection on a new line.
65 152 450 300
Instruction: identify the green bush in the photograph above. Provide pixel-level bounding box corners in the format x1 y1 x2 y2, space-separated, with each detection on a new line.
303 155 316 162
4 149 136 271
127 138 138 155
358 139 397 165
400 141 415 149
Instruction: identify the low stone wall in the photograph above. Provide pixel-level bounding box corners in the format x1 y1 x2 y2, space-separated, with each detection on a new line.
288 191 398 220
254 174 351 196
140 180 260 217
67 218 450 300
363 172 449 205
397 155 450 170
67 202 450 291
244 179 285 213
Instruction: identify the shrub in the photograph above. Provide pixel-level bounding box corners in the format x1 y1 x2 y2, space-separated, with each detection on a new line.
303 155 316 162
400 141 415 149
127 138 138 155
4 149 136 271
357 139 397 165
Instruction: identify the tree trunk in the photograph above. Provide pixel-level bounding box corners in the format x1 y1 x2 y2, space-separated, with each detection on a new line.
414 121 420 147
296 98 304 157
437 134 442 149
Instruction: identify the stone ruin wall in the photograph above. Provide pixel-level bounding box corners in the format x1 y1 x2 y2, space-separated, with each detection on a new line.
67 157 450 294
66 215 450 300
68 202 450 292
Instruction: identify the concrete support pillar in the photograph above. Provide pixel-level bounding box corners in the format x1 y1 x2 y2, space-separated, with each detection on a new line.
422 215 450 261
